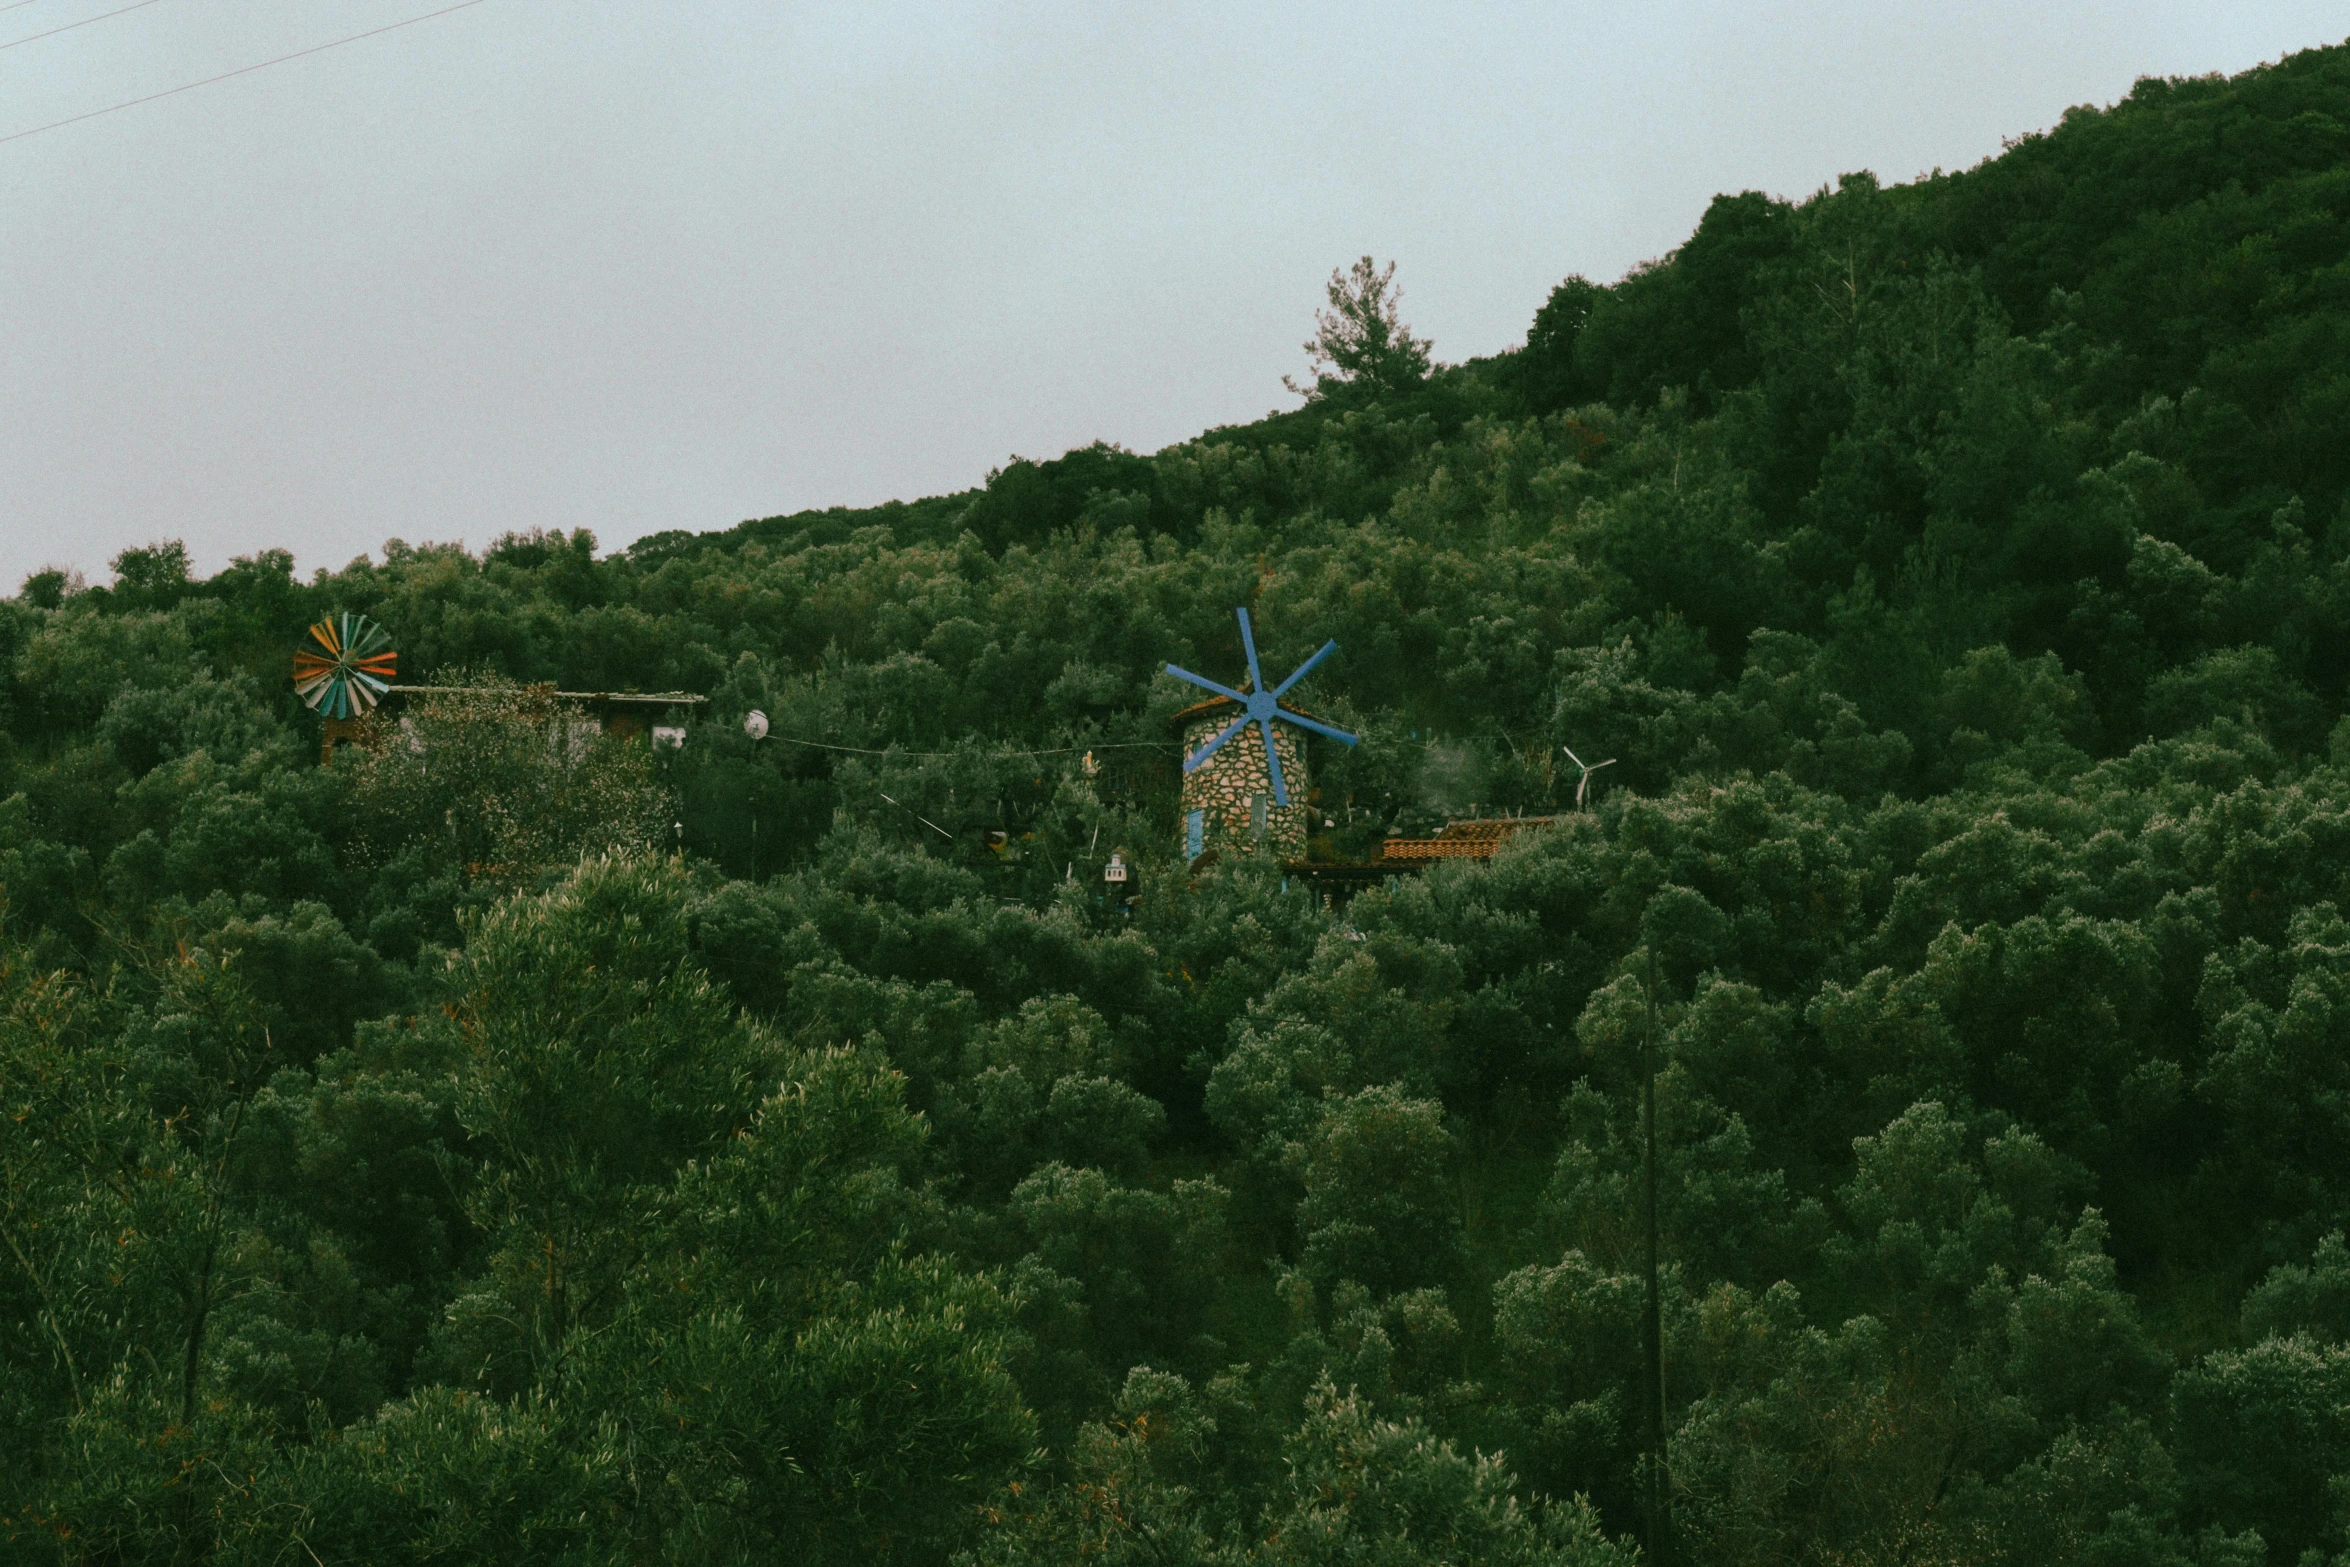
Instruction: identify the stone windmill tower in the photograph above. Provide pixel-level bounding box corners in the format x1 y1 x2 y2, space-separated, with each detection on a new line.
1165 609 1357 862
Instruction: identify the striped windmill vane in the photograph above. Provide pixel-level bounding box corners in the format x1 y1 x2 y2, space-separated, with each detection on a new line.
1166 609 1357 857
294 613 397 721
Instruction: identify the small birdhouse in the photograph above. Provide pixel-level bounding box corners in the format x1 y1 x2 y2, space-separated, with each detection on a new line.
1104 852 1129 884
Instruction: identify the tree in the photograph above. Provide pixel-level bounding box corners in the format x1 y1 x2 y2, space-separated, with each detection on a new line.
433 856 776 1374
1250 1378 1634 1567
12 41 2350 1561
1287 257 1435 399
109 540 193 613
1517 275 1603 413
338 674 671 890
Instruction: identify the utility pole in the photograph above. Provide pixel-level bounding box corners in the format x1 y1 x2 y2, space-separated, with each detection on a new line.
1642 944 1670 1565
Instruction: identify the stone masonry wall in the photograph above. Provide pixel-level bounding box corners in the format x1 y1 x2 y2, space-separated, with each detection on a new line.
1181 711 1308 859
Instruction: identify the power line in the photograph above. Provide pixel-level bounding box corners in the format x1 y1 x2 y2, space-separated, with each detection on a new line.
0 0 488 147
773 726 1549 764
2 0 170 53
0 0 58 15
771 735 1178 760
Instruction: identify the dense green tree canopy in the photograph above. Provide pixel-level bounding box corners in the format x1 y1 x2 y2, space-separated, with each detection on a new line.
7 41 2350 1564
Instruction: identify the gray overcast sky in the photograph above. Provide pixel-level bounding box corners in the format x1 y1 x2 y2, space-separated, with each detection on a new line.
3 2 2345 589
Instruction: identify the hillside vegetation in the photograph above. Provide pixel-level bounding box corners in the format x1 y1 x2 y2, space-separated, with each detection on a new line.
7 41 2350 1565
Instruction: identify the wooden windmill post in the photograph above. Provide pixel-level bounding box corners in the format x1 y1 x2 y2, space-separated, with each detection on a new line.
1166 609 1358 864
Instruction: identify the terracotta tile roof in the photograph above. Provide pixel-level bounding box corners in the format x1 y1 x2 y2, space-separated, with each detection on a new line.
1168 687 1330 731
1380 816 1562 861
1170 693 1242 726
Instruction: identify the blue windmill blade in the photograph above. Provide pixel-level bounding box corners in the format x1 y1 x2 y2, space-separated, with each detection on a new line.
1235 608 1267 694
1273 640 1338 697
1277 706 1359 747
1260 716 1290 806
1166 663 1249 703
1184 711 1251 773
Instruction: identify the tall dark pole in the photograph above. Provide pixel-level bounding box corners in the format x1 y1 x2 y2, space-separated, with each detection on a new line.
1642 944 1669 1564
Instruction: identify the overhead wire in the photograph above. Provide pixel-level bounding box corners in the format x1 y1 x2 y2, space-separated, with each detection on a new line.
760 733 1179 841
1 0 171 53
764 726 1550 763
0 0 488 147
873 789 954 841
770 735 1178 760
760 725 1583 834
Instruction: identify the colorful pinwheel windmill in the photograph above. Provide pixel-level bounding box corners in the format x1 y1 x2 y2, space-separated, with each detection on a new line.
293 613 398 719
1165 608 1358 806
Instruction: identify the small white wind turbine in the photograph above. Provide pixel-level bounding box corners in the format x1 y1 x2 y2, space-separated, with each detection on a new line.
1562 745 1617 809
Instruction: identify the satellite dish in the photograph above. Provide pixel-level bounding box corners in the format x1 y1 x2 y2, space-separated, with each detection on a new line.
743 710 769 740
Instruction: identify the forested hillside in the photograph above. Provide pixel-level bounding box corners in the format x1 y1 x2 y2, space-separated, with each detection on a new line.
8 41 2350 1565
